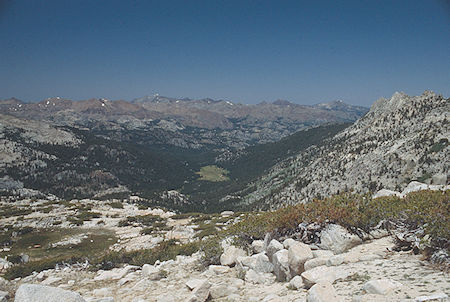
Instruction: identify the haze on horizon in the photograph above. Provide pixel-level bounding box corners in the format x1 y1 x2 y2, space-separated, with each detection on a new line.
0 0 449 106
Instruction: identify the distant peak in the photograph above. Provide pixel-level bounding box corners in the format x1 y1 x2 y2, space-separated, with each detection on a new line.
273 99 292 106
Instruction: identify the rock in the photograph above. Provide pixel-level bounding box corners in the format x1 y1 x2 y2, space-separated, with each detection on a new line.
0 291 9 302
266 239 284 261
415 292 448 301
263 294 280 302
14 284 86 302
401 181 429 195
307 282 341 302
94 267 131 281
156 294 176 302
210 284 237 299
142 264 161 280
312 250 334 258
237 253 274 273
289 275 305 289
41 276 62 285
263 233 272 251
283 238 297 249
208 265 230 274
92 288 111 297
21 254 30 263
431 174 447 185
288 241 313 277
362 279 402 295
359 254 382 262
372 189 402 198
326 255 345 266
220 246 246 266
318 224 362 254
272 249 290 281
189 280 211 302
220 210 234 217
186 279 206 290
301 266 338 288
251 240 264 254
245 269 276 285
304 258 328 271
36 271 46 281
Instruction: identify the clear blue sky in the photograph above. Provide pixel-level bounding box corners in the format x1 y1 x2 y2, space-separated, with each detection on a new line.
0 0 449 106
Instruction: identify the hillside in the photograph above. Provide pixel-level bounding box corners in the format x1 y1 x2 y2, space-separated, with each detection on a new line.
239 91 449 209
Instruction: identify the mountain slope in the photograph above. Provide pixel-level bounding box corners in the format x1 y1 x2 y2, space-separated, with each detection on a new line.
240 91 449 209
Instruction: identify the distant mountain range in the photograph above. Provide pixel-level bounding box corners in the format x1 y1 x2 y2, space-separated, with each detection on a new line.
0 96 367 148
0 94 368 210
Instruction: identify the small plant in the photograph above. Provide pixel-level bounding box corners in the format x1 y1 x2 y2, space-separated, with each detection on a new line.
199 236 223 267
108 201 124 209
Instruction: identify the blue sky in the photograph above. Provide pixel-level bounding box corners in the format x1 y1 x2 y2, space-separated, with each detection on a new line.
0 0 449 106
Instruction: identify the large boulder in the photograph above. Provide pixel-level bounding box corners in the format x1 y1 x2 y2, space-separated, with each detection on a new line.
373 189 402 199
306 282 341 302
142 264 162 280
362 279 402 295
304 258 328 271
14 284 85 302
237 253 274 273
272 249 290 282
220 246 246 266
301 266 338 288
288 241 313 277
251 240 264 254
266 239 284 262
187 280 211 302
318 224 362 254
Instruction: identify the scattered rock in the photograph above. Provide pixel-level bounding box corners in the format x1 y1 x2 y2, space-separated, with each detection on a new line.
142 264 162 280
415 292 448 301
266 239 284 261
210 283 237 299
318 224 362 254
288 241 313 277
186 279 206 290
208 265 230 274
156 294 176 302
311 250 334 259
373 189 402 198
14 284 86 302
326 255 345 266
189 280 211 302
220 246 246 266
301 266 338 288
245 269 276 285
307 282 341 302
304 258 328 271
220 210 234 217
0 291 9 302
272 249 290 281
362 279 402 295
251 240 264 254
289 275 305 290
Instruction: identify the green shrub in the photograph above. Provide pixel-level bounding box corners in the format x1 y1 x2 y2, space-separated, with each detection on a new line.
108 201 124 209
199 236 223 266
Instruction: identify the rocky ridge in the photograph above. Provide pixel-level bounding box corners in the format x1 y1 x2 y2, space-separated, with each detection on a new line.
240 91 449 209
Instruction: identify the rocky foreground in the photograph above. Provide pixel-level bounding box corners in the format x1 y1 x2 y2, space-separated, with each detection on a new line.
0 227 448 302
